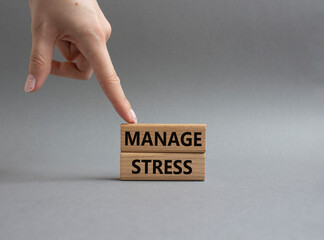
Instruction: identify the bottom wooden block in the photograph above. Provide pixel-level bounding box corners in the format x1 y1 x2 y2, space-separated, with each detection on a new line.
120 152 205 181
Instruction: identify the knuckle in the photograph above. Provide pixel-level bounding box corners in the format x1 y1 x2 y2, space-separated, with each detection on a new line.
107 71 120 83
104 21 112 40
31 21 52 36
81 71 93 81
76 66 93 81
121 96 129 106
83 24 106 43
30 54 47 68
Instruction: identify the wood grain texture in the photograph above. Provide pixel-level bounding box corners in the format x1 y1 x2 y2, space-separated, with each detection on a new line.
121 124 206 153
120 152 205 181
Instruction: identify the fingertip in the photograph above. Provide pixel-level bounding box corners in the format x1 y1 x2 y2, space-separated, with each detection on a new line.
28 74 47 92
24 74 36 93
116 108 137 124
115 105 137 124
129 109 137 124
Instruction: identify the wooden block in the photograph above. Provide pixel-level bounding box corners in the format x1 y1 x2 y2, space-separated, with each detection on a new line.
121 124 206 153
120 152 205 181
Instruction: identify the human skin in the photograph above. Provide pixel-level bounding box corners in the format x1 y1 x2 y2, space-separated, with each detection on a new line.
25 0 137 123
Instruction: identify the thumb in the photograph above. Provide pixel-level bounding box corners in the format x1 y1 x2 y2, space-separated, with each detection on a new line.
25 33 55 93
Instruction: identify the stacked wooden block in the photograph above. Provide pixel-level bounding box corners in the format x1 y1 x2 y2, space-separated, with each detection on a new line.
120 124 206 181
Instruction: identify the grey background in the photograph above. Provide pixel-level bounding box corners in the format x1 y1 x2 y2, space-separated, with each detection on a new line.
0 0 323 239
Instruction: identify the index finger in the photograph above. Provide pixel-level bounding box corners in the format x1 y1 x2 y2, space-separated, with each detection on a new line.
82 40 137 123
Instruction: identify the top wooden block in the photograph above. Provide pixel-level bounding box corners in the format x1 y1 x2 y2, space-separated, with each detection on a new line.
121 124 206 153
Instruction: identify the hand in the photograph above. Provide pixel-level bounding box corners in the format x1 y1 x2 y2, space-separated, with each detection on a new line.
25 0 137 123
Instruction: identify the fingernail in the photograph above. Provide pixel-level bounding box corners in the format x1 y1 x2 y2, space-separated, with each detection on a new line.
24 74 36 93
130 109 137 123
